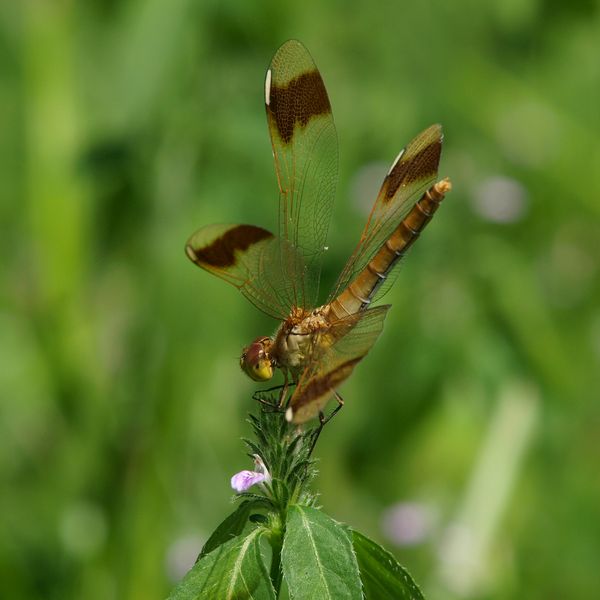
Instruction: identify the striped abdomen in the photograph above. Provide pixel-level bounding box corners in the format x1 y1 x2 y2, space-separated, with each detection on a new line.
328 178 451 319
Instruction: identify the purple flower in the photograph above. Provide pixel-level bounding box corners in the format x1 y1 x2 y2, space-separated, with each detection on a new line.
230 455 271 493
230 470 267 493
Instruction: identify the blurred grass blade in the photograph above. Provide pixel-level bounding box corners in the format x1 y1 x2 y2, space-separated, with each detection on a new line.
282 506 362 600
350 529 425 600
169 528 275 599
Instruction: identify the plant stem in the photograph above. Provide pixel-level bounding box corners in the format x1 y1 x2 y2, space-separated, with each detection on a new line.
269 524 284 597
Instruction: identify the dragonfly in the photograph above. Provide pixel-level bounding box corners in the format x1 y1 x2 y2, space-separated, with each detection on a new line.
186 40 451 424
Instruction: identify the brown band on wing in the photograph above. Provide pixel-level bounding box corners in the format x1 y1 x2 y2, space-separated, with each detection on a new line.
292 357 361 414
268 70 331 144
383 138 442 201
187 225 273 268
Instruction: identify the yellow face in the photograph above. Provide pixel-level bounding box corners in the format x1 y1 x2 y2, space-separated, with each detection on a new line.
240 337 274 382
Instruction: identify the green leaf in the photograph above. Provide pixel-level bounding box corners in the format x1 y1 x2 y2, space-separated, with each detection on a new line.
350 529 425 600
199 500 266 559
169 528 276 600
282 505 362 600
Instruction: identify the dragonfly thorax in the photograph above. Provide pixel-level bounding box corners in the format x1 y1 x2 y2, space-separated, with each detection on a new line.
273 307 329 372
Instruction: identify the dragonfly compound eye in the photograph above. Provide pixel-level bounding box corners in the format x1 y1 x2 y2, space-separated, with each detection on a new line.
240 338 274 382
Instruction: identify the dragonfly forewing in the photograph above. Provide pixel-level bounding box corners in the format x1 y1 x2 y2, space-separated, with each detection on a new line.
266 40 339 310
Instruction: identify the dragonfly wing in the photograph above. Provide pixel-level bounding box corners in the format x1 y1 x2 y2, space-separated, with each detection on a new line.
329 124 443 302
287 305 391 423
266 40 339 309
186 223 304 320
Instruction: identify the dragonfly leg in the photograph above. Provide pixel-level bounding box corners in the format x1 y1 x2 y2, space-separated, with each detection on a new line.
321 391 345 426
308 391 345 457
253 385 284 411
253 383 285 397
278 370 290 409
253 394 281 412
253 379 296 413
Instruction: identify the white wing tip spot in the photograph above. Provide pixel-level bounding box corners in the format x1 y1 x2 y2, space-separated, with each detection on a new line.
387 148 405 176
285 407 294 422
185 245 197 262
265 69 272 105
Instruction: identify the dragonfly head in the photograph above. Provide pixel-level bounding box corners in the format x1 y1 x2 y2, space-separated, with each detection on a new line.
240 337 274 382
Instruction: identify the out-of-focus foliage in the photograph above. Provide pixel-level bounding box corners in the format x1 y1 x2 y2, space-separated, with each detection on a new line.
1 1 598 598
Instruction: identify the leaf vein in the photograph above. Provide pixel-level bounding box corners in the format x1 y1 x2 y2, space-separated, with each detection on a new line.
297 506 331 598
226 529 259 599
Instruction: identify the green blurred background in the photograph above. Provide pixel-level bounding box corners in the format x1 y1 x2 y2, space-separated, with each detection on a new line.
1 0 599 598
